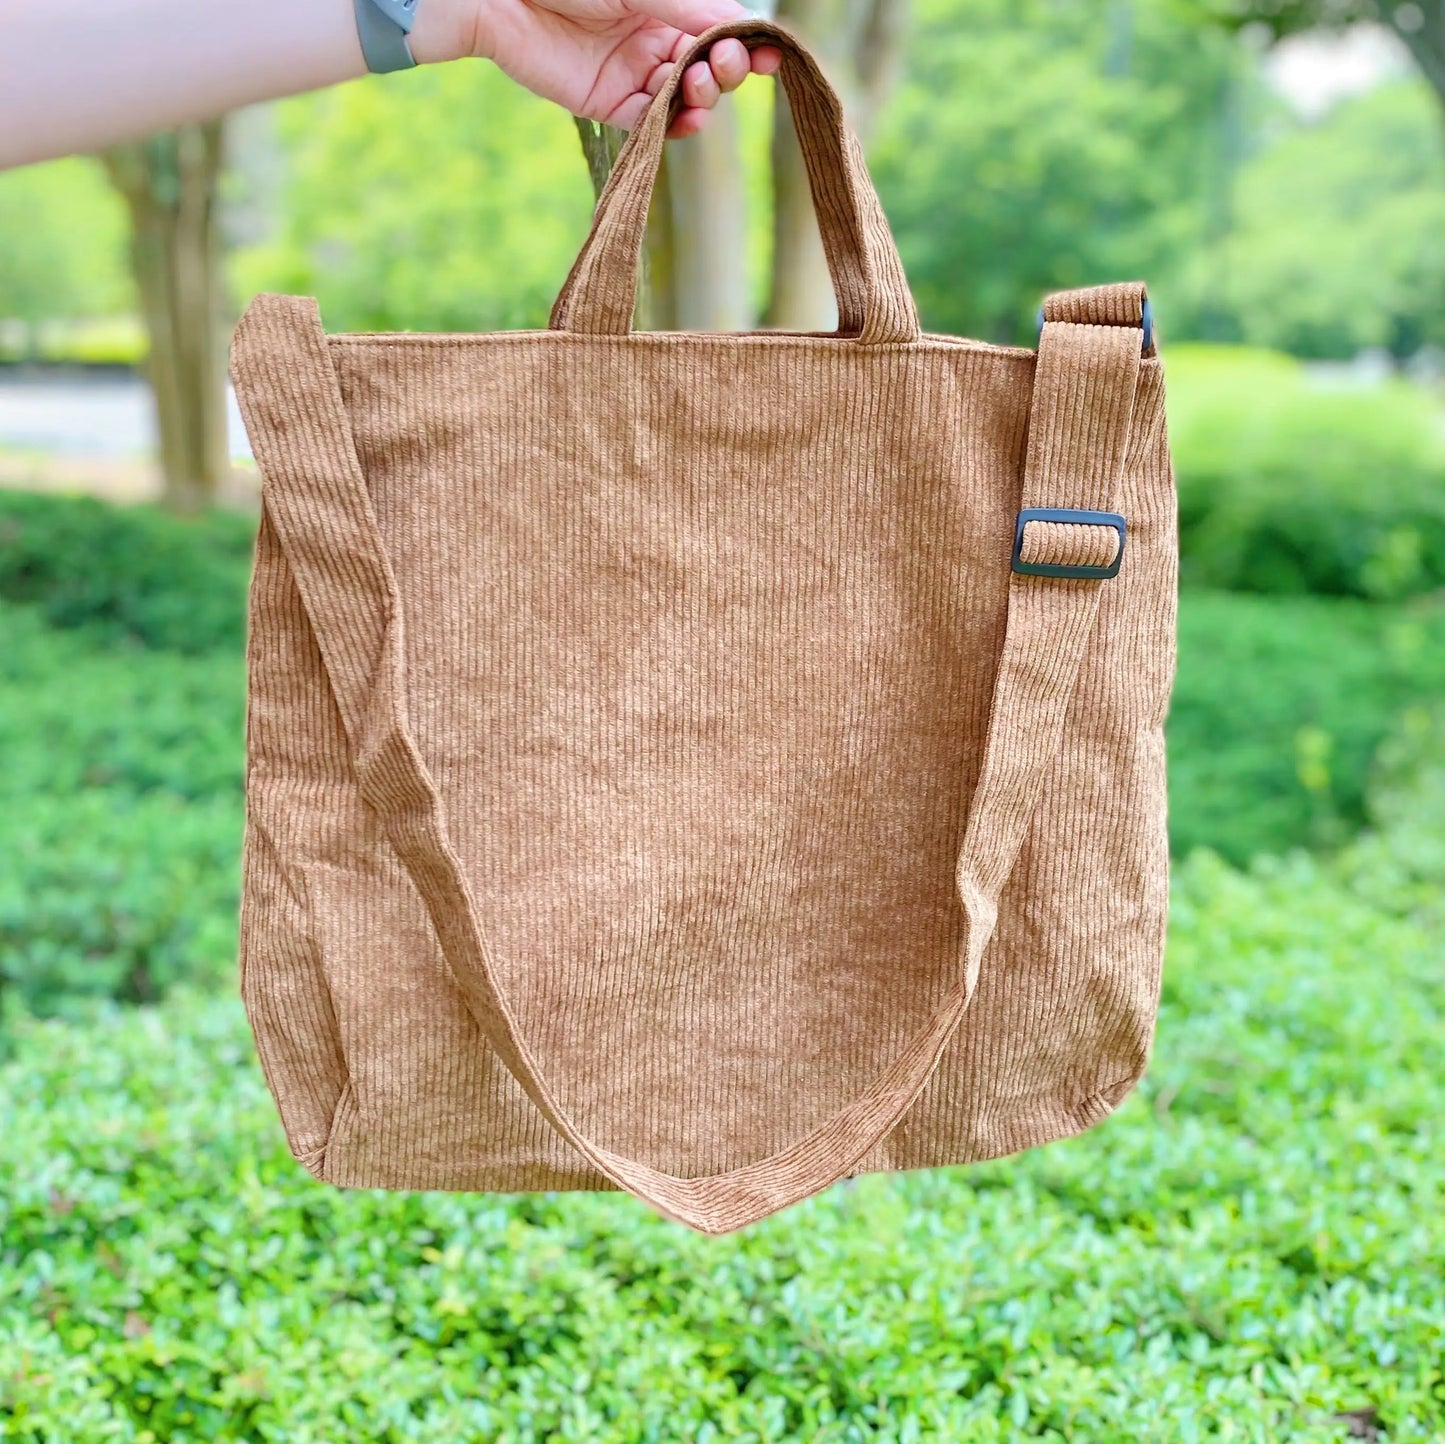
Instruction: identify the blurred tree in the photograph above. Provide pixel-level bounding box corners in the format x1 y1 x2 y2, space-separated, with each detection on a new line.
1209 81 1445 356
105 126 228 513
0 159 132 359
1188 1 1445 118
660 103 752 330
767 0 911 330
236 68 593 332
574 118 627 200
870 0 1243 342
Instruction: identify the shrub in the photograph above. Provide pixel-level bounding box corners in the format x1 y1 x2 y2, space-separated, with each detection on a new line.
0 490 253 654
30 316 148 368
1167 346 1445 600
1337 704 1445 926
0 604 243 1020
0 842 1441 1440
1168 590 1445 861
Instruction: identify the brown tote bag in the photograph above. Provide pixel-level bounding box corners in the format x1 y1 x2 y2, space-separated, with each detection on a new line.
230 19 1177 1236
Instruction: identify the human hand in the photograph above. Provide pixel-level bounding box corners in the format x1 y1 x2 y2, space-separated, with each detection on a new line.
416 0 783 138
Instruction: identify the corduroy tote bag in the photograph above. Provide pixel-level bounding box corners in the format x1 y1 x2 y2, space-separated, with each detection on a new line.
230 18 1176 1236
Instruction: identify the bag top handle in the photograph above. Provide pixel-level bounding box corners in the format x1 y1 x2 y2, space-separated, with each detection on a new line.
549 18 921 345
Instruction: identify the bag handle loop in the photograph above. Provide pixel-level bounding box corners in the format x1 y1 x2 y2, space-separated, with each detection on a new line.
231 288 1145 1234
549 19 921 345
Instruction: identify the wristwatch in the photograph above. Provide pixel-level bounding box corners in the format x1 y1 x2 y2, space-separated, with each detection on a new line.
355 0 419 73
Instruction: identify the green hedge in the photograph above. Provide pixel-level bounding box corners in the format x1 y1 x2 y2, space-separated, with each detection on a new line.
0 490 254 654
0 604 243 1021
2 836 1441 1441
1167 346 1445 600
1170 590 1445 860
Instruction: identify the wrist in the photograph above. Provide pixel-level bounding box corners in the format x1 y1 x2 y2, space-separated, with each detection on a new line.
407 0 488 64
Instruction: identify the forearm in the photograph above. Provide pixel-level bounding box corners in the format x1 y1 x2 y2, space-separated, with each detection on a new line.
0 0 473 169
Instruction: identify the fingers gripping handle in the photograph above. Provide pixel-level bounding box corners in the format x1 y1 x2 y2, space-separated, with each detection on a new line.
549 19 919 344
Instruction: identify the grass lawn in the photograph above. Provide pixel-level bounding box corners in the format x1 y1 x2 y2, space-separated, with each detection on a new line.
3 846 1441 1442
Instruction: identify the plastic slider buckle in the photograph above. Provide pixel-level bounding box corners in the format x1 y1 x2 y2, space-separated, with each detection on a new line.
1011 508 1127 580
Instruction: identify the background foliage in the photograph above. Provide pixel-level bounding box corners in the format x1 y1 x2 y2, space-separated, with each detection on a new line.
0 490 253 652
230 65 594 335
1171 590 1445 857
1167 345 1445 598
1209 80 1445 358
0 159 132 353
0 600 242 1023
871 0 1243 341
1 1 1443 1438
1 1 1441 355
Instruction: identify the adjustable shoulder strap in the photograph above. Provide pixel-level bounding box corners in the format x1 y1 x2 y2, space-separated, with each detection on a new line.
230 287 1144 1235
953 285 1145 936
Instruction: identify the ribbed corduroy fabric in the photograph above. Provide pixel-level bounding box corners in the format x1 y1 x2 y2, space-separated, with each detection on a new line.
229 19 1177 1235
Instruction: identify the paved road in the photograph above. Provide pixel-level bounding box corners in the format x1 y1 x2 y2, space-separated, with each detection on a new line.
0 374 252 460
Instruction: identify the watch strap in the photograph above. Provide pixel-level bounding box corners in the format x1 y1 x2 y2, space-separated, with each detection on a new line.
354 0 418 73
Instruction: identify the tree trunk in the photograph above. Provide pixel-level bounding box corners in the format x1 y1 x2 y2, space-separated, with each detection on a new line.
767 86 836 332
663 100 751 330
1389 2 1445 125
646 155 679 332
574 116 628 200
766 0 910 331
104 123 228 514
575 106 750 333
